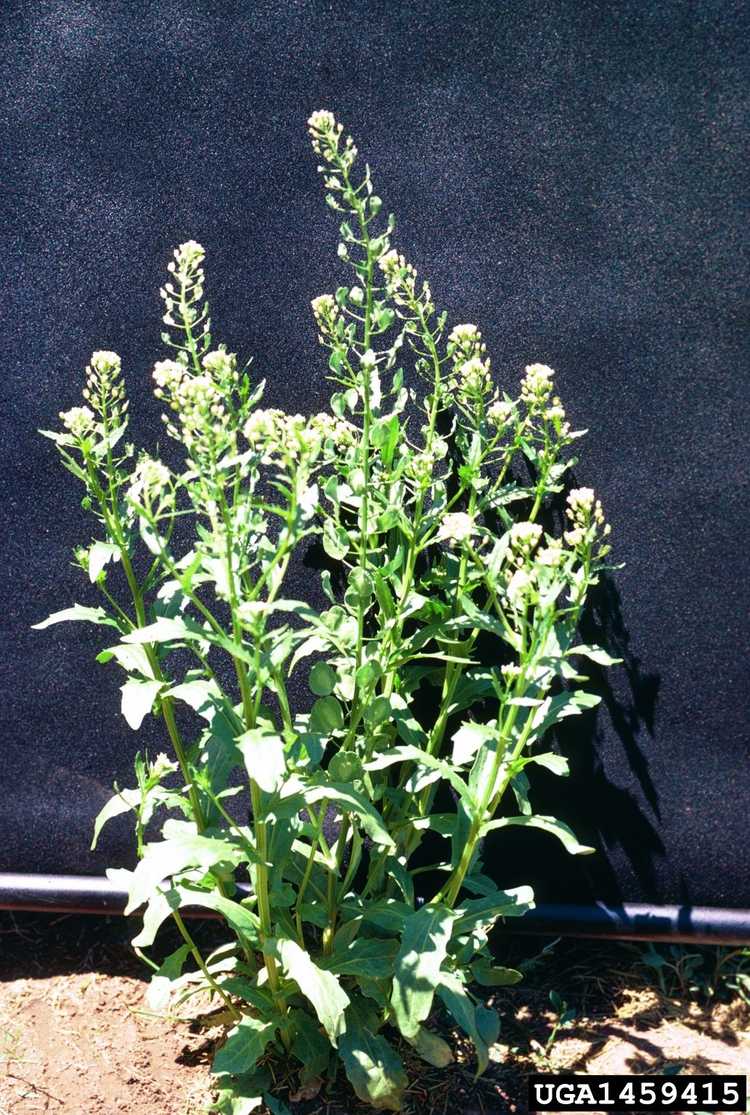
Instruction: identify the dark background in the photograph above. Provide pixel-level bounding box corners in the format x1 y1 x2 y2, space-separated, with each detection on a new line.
1 0 747 907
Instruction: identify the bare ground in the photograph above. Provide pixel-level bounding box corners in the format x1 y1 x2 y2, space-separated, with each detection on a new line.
0 914 747 1115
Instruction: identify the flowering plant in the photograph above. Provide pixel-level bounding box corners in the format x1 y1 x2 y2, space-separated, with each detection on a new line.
36 111 617 1112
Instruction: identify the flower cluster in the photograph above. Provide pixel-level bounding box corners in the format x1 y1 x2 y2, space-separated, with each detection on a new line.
520 363 554 406
307 109 356 172
128 454 172 507
311 293 341 345
81 349 128 425
564 486 610 547
161 241 210 356
59 404 95 439
378 249 419 304
436 511 476 546
487 398 516 428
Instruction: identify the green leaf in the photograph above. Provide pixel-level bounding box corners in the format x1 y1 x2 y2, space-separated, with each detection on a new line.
406 1026 454 1067
123 831 244 914
88 540 121 582
390 903 456 1040
309 661 337 696
32 604 118 630
212 1015 277 1076
481 815 595 855
451 721 496 766
91 787 140 849
322 937 399 980
122 616 191 644
97 641 153 677
278 780 395 850
236 727 285 793
146 943 191 1011
289 1009 330 1081
120 678 164 730
269 937 349 1045
471 959 523 987
309 695 344 733
366 746 475 813
339 1009 407 1111
453 886 535 936
523 752 570 777
177 886 260 944
437 971 491 1076
569 644 622 666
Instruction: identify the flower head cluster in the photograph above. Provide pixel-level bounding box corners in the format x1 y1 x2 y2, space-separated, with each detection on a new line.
455 355 493 398
446 324 493 403
161 242 209 353
521 363 554 407
80 349 128 426
202 348 237 384
311 293 340 345
487 398 516 428
243 407 352 465
59 404 96 439
509 520 542 559
128 454 171 507
307 110 356 171
378 249 418 302
436 511 476 546
153 356 228 449
169 240 205 281
564 486 610 546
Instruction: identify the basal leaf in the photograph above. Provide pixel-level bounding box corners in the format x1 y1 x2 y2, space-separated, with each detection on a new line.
269 937 349 1045
436 971 491 1076
406 1026 454 1067
390 902 456 1040
339 1011 407 1111
146 942 191 1011
212 1014 278 1076
322 936 399 980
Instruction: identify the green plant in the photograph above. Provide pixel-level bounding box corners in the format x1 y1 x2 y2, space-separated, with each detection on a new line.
633 942 750 1003
36 110 618 1112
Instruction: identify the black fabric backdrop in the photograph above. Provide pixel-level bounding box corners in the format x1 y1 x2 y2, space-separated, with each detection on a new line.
1 0 747 907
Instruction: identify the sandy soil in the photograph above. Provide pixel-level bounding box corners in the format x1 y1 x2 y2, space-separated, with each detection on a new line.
1 915 748 1115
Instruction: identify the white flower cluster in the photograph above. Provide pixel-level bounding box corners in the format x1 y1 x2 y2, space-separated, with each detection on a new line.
447 323 493 401
153 358 185 397
436 511 476 546
153 355 229 448
202 348 237 382
170 239 205 277
564 486 610 546
148 753 177 781
59 404 95 438
520 363 554 405
311 293 338 319
509 520 542 556
307 110 356 169
487 399 516 428
311 294 340 345
129 455 171 505
378 249 417 299
456 355 492 397
81 349 127 423
243 407 355 464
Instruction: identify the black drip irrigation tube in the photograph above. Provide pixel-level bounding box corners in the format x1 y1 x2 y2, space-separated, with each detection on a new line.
1 873 749 945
